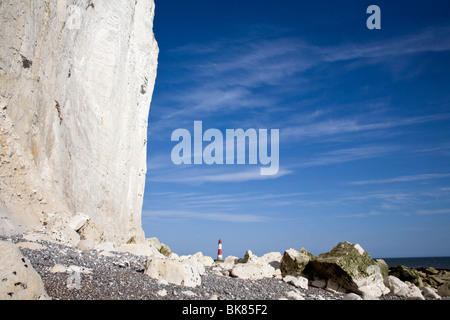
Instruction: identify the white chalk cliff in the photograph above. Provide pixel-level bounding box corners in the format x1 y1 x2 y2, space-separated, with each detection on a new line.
0 0 158 243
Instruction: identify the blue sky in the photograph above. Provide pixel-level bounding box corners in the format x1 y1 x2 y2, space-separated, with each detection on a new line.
142 0 450 259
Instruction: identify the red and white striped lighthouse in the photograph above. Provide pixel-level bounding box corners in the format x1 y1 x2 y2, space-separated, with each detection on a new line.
217 239 223 262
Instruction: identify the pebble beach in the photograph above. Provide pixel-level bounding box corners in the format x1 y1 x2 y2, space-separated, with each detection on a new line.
0 235 419 301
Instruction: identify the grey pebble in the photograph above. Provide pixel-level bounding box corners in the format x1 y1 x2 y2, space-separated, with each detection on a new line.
0 235 409 300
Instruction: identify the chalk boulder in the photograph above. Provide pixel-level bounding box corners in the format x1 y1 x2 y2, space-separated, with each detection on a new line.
283 275 309 290
231 263 276 280
0 241 49 300
279 248 313 277
145 258 202 288
305 242 389 298
384 276 425 300
421 286 441 300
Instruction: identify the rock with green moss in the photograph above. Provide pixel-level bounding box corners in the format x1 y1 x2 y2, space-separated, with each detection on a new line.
375 259 389 279
390 265 423 287
147 237 173 257
279 248 313 277
437 282 450 297
305 242 388 297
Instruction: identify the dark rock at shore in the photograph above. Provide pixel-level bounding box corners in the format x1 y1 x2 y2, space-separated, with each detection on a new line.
279 248 313 277
389 265 450 291
303 241 382 295
390 265 423 287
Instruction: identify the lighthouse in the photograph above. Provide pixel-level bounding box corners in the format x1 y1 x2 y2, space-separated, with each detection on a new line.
216 239 223 262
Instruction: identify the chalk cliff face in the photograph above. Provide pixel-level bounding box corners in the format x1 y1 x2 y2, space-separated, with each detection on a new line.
0 0 158 243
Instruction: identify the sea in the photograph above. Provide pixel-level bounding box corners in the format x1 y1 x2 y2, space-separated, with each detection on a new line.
378 256 450 270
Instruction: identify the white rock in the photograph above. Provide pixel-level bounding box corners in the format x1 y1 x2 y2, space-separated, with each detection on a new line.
50 264 67 273
404 283 424 300
0 241 49 300
0 201 24 236
230 263 275 280
211 266 226 276
421 286 441 300
182 290 197 297
260 252 283 268
68 212 89 231
283 275 309 290
157 289 167 297
77 239 95 250
357 281 389 300
99 251 116 258
274 269 282 279
145 258 202 288
95 242 116 252
201 256 215 267
343 293 363 300
283 275 295 283
182 253 207 276
222 256 239 270
384 276 425 300
283 290 305 300
146 259 186 286
354 265 390 299
77 220 104 243
169 252 180 260
354 244 365 255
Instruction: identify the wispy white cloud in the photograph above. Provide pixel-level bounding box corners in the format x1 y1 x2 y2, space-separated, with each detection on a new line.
161 87 275 120
413 143 450 156
173 37 316 83
168 191 306 208
153 37 315 124
149 26 450 146
342 190 418 203
417 209 450 215
321 26 450 62
168 25 450 93
335 211 381 219
350 173 450 185
147 166 293 184
282 114 450 142
183 168 292 183
296 145 398 168
142 209 269 223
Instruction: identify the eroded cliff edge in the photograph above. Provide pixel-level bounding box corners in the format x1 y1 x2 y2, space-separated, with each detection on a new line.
0 0 158 244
